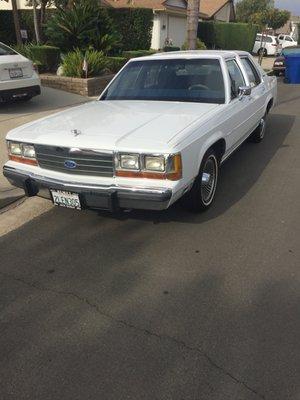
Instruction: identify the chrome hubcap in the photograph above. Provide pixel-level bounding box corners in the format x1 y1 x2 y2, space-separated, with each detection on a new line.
201 156 217 205
259 117 266 138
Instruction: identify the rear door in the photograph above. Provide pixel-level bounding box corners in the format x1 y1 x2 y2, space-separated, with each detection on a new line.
222 58 253 152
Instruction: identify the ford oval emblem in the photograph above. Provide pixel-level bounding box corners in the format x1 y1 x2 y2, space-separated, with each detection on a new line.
64 160 77 169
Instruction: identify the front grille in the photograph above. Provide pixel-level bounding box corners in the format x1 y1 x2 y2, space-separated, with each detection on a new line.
35 145 114 177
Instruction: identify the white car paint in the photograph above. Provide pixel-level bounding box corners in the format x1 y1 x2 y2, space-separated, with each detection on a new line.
252 34 279 56
277 34 298 50
0 42 41 101
4 50 277 211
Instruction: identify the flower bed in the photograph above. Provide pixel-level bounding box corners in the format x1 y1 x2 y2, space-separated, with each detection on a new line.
40 74 115 97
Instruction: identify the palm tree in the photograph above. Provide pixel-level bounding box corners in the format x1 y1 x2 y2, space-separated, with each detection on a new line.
187 0 200 50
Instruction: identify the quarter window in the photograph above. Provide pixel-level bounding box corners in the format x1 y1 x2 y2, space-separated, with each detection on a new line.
226 60 245 99
240 58 261 87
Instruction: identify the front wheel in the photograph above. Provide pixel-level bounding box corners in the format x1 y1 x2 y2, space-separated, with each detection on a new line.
250 113 267 143
182 149 219 212
258 48 267 57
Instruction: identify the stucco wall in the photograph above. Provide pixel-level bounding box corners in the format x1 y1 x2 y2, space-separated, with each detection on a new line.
214 4 231 22
151 11 187 50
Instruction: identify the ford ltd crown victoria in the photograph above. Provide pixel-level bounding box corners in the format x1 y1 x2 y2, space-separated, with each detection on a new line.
3 51 277 212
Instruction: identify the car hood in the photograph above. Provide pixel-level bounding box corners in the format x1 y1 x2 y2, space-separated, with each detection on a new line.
7 100 221 152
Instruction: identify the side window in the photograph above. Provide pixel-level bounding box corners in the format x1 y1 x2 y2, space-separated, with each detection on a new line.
256 34 261 42
240 58 261 87
286 36 292 42
226 60 245 99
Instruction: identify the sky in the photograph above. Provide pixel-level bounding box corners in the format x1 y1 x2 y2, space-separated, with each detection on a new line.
274 0 300 15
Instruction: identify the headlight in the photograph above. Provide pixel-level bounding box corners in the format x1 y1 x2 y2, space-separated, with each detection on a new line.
22 144 36 158
144 155 165 172
7 141 38 166
274 61 284 66
119 154 139 170
9 142 22 156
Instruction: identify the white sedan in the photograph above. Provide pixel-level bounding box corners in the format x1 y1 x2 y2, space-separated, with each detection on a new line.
0 42 41 102
3 50 277 212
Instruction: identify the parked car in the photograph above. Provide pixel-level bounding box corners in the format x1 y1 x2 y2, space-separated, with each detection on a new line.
273 46 300 76
3 51 277 213
253 34 279 56
0 42 41 102
277 34 298 50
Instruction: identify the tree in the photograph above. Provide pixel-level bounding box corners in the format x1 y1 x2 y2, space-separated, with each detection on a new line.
236 0 274 23
45 0 119 53
187 0 200 50
267 8 290 31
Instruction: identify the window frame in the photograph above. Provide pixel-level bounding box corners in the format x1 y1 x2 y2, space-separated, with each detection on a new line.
225 58 246 100
239 56 262 88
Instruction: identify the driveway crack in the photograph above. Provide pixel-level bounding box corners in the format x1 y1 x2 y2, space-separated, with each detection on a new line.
0 271 265 400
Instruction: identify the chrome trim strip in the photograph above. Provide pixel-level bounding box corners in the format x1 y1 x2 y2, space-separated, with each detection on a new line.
3 165 171 195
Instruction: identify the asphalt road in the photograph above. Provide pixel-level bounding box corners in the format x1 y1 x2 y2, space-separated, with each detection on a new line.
0 81 299 400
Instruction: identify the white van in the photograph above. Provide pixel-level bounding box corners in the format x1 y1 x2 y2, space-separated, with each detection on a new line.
252 34 279 56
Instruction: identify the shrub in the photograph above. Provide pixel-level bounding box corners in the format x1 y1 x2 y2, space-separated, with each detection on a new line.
30 45 60 72
163 46 181 52
122 50 156 60
106 57 127 73
12 43 60 72
198 21 258 52
181 39 207 50
62 49 107 78
108 8 153 52
46 0 119 53
12 43 35 60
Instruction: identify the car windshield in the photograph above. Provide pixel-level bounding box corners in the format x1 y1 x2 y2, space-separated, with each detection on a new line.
0 43 17 56
282 48 300 56
101 58 225 104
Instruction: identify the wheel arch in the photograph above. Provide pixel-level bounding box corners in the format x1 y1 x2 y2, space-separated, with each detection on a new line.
196 134 226 174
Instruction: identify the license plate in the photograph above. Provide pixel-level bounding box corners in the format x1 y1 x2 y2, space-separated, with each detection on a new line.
50 190 81 210
9 68 23 79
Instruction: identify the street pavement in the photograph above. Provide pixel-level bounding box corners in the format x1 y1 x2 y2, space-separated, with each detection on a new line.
0 81 299 400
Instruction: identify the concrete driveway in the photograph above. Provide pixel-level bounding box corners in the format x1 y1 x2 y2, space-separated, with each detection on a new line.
0 81 299 400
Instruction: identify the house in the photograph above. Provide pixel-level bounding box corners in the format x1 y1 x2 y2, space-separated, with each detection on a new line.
102 0 235 50
1 0 236 50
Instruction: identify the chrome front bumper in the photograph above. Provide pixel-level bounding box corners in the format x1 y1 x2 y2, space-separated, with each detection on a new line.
3 166 172 211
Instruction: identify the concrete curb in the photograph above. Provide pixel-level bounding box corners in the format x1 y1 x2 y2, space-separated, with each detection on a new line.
0 187 25 211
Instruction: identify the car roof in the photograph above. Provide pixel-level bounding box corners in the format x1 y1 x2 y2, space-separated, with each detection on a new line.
132 50 250 61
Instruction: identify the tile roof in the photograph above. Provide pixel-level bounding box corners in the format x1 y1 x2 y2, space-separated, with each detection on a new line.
102 0 232 17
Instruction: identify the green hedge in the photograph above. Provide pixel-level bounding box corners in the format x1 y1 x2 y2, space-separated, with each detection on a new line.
0 10 55 45
163 46 181 52
30 45 60 72
107 8 153 51
198 21 259 52
122 50 156 60
106 57 127 73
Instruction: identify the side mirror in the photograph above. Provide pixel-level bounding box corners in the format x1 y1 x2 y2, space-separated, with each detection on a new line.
238 86 252 99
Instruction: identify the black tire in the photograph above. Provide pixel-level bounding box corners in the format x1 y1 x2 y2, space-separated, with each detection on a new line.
273 70 280 77
258 48 267 57
182 149 219 212
250 113 267 143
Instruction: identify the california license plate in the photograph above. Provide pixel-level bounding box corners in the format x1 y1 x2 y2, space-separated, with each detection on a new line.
50 190 81 210
9 68 23 79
